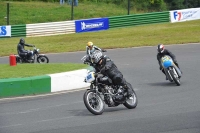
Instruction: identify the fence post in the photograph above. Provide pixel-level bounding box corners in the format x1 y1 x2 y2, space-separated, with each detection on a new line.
7 3 10 25
127 0 130 15
71 0 74 20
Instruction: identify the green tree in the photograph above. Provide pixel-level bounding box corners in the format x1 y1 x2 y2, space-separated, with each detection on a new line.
184 0 200 8
164 0 185 10
149 0 167 11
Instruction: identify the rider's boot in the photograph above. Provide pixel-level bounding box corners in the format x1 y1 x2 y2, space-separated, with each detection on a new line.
161 69 168 80
124 84 132 98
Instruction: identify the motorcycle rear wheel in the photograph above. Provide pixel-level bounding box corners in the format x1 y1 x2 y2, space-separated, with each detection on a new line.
123 82 138 109
15 55 22 63
83 90 105 115
170 67 180 86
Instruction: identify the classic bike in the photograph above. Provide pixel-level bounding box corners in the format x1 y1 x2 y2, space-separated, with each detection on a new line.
161 55 182 86
15 47 49 63
81 55 138 115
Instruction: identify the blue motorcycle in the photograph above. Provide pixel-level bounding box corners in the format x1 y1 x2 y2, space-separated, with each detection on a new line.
161 55 182 86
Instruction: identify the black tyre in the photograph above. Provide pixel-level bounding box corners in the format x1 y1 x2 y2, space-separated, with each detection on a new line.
37 55 49 63
170 67 180 86
83 90 105 115
15 55 22 64
31 55 35 63
123 82 138 109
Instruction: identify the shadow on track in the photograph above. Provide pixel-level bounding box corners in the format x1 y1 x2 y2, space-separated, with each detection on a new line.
146 82 180 87
68 106 131 116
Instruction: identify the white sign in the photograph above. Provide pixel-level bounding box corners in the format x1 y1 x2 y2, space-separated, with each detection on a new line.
81 22 104 30
0 26 11 37
170 8 200 23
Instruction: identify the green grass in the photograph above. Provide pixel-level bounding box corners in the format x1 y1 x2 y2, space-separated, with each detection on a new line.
0 63 87 79
0 19 200 57
0 1 129 25
0 2 199 79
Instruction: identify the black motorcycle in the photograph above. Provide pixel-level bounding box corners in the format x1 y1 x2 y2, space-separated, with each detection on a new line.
81 55 138 115
15 47 49 63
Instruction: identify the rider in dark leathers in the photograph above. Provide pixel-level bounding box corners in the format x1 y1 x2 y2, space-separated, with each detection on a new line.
90 50 133 97
157 44 182 79
17 38 35 60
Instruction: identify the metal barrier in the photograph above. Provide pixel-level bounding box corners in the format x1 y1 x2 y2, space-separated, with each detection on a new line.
108 11 169 28
2 11 170 38
26 21 75 37
11 24 26 37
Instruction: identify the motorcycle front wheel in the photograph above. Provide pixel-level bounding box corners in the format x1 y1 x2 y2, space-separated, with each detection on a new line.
83 90 105 115
170 67 180 86
37 55 49 63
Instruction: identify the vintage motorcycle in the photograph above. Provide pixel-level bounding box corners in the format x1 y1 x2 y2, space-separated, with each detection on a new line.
81 54 138 115
15 47 49 63
161 55 182 86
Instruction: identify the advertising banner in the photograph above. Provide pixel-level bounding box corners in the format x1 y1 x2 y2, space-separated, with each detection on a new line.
75 18 109 33
0 26 11 37
170 8 200 23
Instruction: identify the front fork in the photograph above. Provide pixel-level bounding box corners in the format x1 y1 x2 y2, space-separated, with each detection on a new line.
164 68 173 81
89 84 101 96
166 67 179 81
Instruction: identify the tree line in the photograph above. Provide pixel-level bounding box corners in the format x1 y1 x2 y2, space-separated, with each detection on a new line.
103 0 200 11
7 0 200 11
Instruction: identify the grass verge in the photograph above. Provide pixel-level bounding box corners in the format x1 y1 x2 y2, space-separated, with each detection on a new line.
0 63 87 79
0 20 200 57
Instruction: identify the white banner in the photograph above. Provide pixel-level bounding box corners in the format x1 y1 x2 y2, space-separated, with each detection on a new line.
0 26 11 37
170 8 200 23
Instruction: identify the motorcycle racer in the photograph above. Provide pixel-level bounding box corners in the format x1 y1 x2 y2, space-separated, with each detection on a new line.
17 38 35 60
90 50 133 97
157 44 182 79
86 41 106 56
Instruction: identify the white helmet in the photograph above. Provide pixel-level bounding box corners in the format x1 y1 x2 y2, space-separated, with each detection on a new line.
90 50 103 63
157 44 165 53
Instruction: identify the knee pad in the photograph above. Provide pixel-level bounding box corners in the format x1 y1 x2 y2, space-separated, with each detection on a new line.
113 74 123 85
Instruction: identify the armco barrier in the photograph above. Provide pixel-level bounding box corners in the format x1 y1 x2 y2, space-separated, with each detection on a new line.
0 75 51 98
108 11 169 28
1 11 170 38
26 21 75 37
11 24 26 37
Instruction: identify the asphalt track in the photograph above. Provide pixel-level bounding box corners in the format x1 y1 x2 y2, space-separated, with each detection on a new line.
0 43 200 133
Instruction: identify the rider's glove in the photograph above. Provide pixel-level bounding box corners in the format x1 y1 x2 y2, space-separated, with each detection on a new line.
102 49 107 52
173 59 177 64
96 74 103 81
